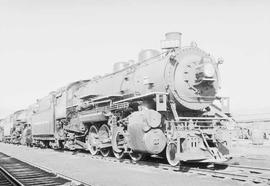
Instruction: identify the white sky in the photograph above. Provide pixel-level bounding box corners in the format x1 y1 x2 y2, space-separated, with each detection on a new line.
0 0 270 118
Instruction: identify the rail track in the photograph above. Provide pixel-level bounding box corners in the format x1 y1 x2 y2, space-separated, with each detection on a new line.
0 152 89 186
1 144 270 185
58 149 270 185
0 166 21 186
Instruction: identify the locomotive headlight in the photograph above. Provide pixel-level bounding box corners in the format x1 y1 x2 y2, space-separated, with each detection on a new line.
203 63 215 77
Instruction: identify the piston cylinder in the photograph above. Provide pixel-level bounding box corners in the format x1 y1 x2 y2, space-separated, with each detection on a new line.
127 110 166 154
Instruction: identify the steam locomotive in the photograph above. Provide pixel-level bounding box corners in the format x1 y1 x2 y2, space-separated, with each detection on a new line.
0 32 232 166
0 109 32 145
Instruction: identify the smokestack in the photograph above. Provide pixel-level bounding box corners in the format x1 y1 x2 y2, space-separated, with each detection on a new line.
161 32 182 50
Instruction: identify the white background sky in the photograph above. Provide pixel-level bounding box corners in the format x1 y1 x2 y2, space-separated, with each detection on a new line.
0 0 270 118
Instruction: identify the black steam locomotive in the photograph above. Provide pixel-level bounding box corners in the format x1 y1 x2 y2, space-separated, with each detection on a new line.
0 32 232 166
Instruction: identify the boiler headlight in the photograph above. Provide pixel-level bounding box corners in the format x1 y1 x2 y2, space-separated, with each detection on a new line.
203 63 215 77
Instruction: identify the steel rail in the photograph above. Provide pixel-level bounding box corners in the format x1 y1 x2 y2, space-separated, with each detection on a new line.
0 166 23 186
16 158 91 186
0 152 90 186
229 164 270 172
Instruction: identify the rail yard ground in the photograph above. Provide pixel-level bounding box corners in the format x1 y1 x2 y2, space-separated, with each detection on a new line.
1 141 270 186
230 139 270 169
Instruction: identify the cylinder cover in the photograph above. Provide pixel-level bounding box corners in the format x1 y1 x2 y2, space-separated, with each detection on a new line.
143 129 167 154
127 110 166 154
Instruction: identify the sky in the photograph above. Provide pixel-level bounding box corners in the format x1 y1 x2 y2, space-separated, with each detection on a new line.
0 0 270 118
